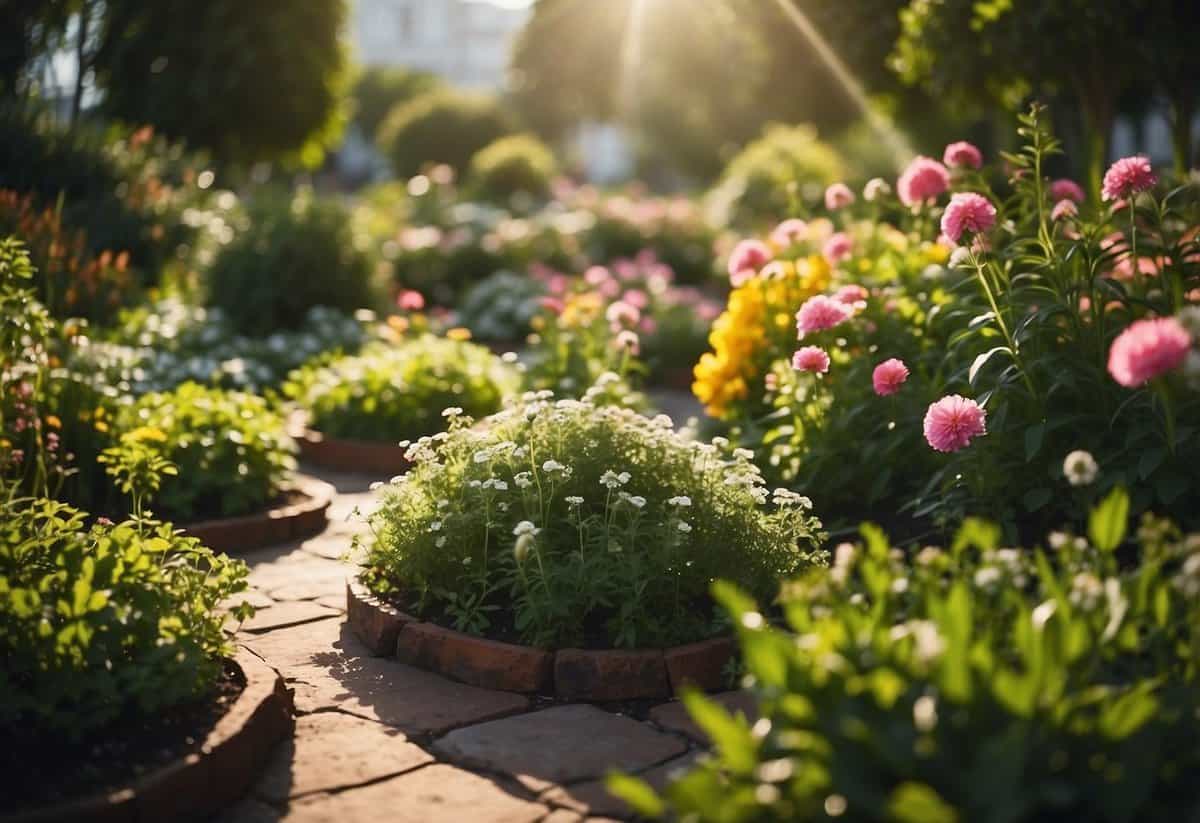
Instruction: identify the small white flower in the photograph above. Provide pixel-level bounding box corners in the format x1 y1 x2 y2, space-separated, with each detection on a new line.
436 536 447 548
513 520 539 536
542 459 566 473
473 450 491 464
514 533 534 563
442 407 464 418
974 567 1002 589
733 448 755 460
565 496 584 506
627 495 647 508
468 479 482 489
514 472 533 489
677 521 692 533
668 495 692 507
600 470 622 489
437 499 450 508
1063 450 1098 487
429 521 442 532
497 502 509 512
617 471 631 484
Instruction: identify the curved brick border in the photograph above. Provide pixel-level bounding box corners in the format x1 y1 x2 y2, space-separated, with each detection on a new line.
182 475 334 554
295 429 411 476
3 648 293 823
345 577 734 700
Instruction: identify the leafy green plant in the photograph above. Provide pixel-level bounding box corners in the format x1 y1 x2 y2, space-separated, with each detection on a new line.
284 335 517 443
363 389 826 649
377 89 514 178
116 383 296 520
205 188 382 336
467 134 558 207
455 269 546 344
612 490 1200 821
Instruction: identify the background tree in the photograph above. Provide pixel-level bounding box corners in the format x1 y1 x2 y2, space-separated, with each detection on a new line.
350 66 441 145
0 0 73 98
377 89 515 178
93 0 349 167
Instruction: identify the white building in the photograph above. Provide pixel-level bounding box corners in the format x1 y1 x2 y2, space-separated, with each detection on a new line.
353 0 530 90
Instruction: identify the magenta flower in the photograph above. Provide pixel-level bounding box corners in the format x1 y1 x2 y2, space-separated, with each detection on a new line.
924 395 987 452
584 265 611 286
872 358 910 396
622 289 649 309
940 192 997 244
728 239 771 286
1107 317 1190 387
834 284 869 305
822 232 854 265
1101 156 1157 203
943 141 983 170
825 183 855 211
792 346 831 374
1050 179 1086 203
796 295 852 336
396 289 425 311
770 218 808 247
1051 199 1078 221
897 156 950 207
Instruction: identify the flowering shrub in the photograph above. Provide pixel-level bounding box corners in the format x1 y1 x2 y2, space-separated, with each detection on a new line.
117 384 296 520
612 492 1200 821
284 336 517 443
362 390 825 649
78 299 371 393
701 106 1200 534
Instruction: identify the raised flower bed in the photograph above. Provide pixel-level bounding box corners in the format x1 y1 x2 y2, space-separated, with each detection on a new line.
182 473 334 553
346 388 824 700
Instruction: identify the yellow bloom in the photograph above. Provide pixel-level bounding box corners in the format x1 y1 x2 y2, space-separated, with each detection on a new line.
45 415 62 429
125 426 168 443
446 327 472 341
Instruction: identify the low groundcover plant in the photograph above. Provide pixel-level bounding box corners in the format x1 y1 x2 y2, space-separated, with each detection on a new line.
611 489 1200 821
362 382 826 649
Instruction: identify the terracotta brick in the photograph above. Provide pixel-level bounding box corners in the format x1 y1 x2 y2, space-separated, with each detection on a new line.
554 648 670 701
297 429 410 476
394 622 552 693
345 578 415 656
664 636 736 694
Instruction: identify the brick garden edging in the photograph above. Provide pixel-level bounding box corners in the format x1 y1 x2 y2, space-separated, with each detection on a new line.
183 474 334 554
345 577 735 700
2 648 293 823
295 428 411 476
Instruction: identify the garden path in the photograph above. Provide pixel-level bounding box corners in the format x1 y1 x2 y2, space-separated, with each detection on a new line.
216 395 746 823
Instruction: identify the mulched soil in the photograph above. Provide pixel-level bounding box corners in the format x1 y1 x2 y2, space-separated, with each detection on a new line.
2 660 246 812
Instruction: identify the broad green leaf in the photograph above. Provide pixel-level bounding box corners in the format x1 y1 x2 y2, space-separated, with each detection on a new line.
680 689 757 775
887 782 959 823
605 773 665 818
969 346 1011 384
1088 487 1129 552
1099 685 1159 740
1023 423 1045 461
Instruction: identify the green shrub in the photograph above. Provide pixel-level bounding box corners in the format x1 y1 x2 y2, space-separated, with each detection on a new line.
456 270 546 343
352 66 441 143
708 124 844 228
613 492 1200 821
467 134 558 206
363 389 826 649
378 89 514 178
205 189 381 336
117 384 296 520
0 496 249 739
285 335 517 443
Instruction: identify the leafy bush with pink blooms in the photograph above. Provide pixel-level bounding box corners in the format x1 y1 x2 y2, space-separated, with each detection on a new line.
701 106 1200 538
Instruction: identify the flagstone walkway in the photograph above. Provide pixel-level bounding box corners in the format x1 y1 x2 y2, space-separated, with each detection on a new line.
217 457 751 823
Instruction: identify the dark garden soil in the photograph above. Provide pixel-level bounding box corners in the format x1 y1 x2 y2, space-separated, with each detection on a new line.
2 661 246 812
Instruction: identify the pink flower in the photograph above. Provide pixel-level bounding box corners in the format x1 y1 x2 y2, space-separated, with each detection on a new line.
792 346 830 374
1107 317 1190 387
923 395 987 452
943 141 983 170
872 358 909 396
1050 179 1086 203
396 290 425 311
1051 199 1078 221
727 239 771 285
615 329 640 355
796 295 852 336
822 232 853 264
940 192 997 244
606 300 640 330
770 218 808 247
539 296 565 314
825 183 855 210
897 156 950 207
834 284 869 305
1101 156 1157 202
622 289 649 309
584 266 611 286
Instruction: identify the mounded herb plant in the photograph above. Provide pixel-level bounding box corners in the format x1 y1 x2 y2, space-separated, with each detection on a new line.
117 382 297 520
611 490 1200 821
362 385 826 649
284 335 518 443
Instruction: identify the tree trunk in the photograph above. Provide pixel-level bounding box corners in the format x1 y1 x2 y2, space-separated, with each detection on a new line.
70 1 90 125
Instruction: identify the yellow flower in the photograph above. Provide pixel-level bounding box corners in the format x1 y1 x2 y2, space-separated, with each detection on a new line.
125 426 168 443
94 421 109 433
446 327 472 341
45 415 62 429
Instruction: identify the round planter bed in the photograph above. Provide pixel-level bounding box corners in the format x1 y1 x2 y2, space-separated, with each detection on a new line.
345 576 735 701
2 648 293 823
182 474 334 554
295 428 411 476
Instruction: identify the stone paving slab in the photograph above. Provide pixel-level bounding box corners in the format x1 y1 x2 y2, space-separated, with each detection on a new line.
540 752 701 818
238 600 341 634
267 577 348 602
242 617 529 735
279 764 547 823
432 704 688 793
255 711 433 802
647 690 758 744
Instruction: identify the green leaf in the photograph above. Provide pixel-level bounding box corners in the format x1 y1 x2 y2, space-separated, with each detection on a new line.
1022 487 1052 512
1137 446 1166 479
969 346 1011 384
1023 423 1045 461
680 689 757 775
1088 487 1129 552
1099 685 1159 740
887 782 959 823
605 773 665 818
